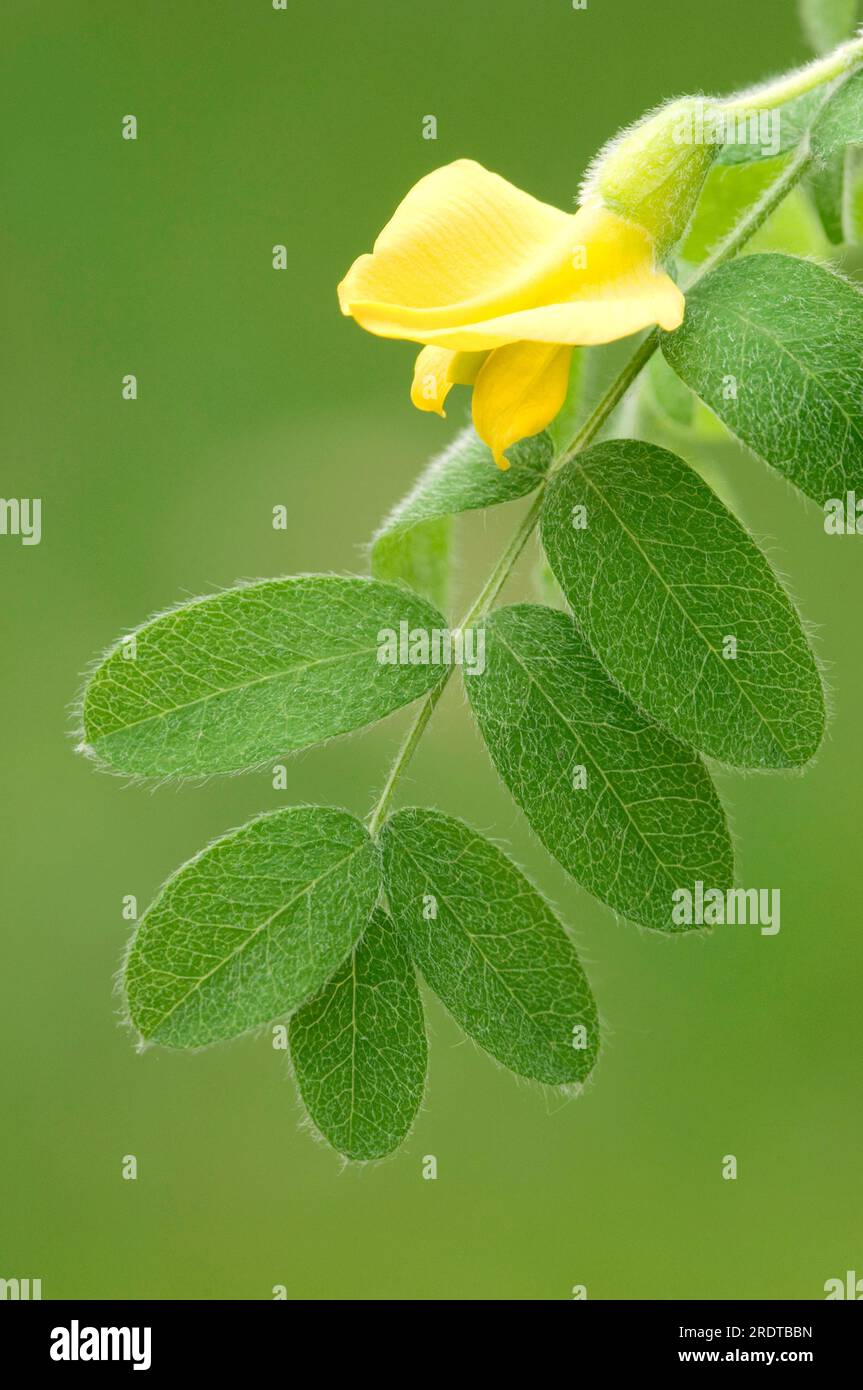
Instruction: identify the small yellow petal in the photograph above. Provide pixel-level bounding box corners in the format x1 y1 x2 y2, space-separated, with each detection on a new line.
410 347 456 416
472 342 572 469
409 347 489 416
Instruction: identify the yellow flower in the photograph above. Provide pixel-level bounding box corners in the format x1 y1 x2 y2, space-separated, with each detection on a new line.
338 159 684 467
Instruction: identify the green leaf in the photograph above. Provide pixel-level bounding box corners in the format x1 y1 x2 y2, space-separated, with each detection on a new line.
636 354 732 455
80 576 447 777
643 351 696 428
541 440 825 769
661 253 863 505
810 148 847 241
125 806 380 1048
289 909 427 1161
466 604 733 931
717 88 828 167
380 809 598 1085
370 427 551 611
684 157 830 262
719 51 863 170
844 144 863 237
812 66 863 157
685 159 783 262
532 554 566 609
371 516 452 615
799 0 859 55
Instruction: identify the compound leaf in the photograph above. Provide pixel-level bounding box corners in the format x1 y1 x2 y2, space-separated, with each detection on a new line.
380 808 598 1086
124 806 380 1048
466 604 733 930
541 440 825 769
290 909 427 1161
81 576 446 777
661 253 863 504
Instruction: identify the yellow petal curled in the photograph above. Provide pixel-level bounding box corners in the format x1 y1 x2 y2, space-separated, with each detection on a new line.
339 159 575 339
338 160 684 351
472 343 572 469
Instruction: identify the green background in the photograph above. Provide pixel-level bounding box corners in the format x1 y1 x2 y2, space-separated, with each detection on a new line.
2 0 860 1300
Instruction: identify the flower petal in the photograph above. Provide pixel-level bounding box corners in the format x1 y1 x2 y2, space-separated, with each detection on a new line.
428 202 684 349
472 342 572 469
339 159 578 339
410 347 456 416
409 347 488 415
447 349 488 385
420 267 683 349
342 174 683 350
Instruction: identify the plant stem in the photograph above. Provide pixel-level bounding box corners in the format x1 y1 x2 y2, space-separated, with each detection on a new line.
367 681 445 838
723 34 863 114
365 140 814 837
692 142 814 281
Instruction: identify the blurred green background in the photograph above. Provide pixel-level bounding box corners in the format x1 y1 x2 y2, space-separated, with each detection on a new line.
2 0 860 1301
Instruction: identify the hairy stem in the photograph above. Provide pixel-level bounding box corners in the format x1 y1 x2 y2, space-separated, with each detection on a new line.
723 33 863 114
691 142 814 282
366 141 814 837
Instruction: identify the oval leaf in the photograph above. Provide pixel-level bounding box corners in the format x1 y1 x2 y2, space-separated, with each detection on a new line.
290 909 427 1161
661 253 863 504
81 576 447 776
541 440 825 769
466 604 733 930
380 808 598 1085
125 806 380 1048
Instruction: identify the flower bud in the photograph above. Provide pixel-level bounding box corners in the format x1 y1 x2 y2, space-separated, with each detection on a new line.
588 99 720 256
